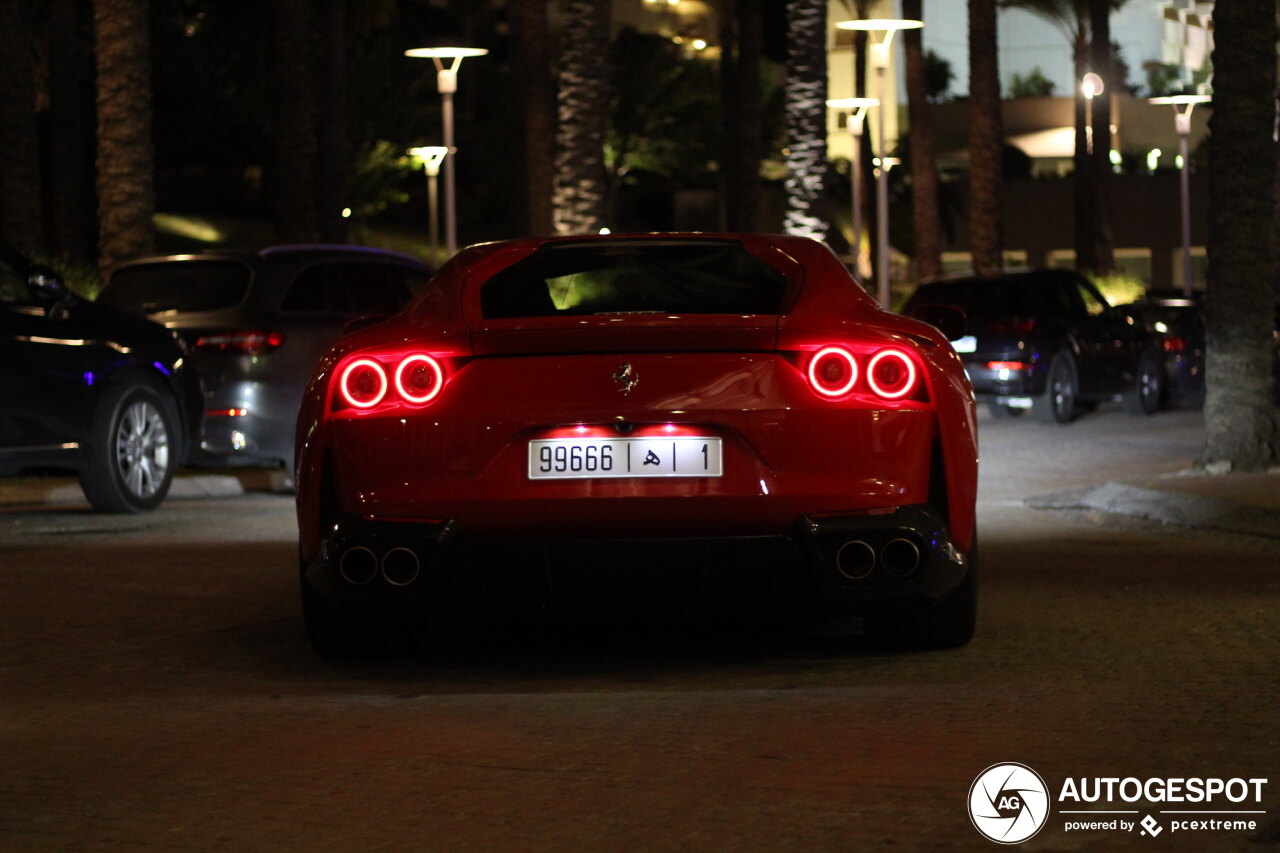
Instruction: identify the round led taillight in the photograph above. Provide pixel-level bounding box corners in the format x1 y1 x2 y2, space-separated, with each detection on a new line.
867 348 917 399
394 354 444 404
340 358 388 409
808 346 858 398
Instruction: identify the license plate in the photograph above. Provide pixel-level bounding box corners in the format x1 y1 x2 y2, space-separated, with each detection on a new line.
528 437 723 480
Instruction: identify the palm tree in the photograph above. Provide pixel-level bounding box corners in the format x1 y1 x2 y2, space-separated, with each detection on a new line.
271 0 320 244
1002 0 1124 275
553 0 611 235
0 0 43 256
317 0 350 243
782 0 828 242
720 0 763 232
967 0 1002 275
1202 2 1279 469
93 0 156 277
48 0 98 265
511 0 554 236
903 0 941 280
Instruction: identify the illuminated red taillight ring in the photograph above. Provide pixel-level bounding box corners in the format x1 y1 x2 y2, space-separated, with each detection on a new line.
339 357 388 409
808 346 859 398
394 354 444 404
867 348 918 399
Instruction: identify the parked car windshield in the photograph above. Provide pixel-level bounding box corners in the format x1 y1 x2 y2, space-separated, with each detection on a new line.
101 261 251 313
480 240 788 319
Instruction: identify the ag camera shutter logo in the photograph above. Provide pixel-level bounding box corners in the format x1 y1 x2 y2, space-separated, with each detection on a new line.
969 763 1051 844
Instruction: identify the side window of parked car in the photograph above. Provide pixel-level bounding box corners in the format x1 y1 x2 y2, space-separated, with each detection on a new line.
333 263 412 315
281 261 417 316
1075 280 1109 317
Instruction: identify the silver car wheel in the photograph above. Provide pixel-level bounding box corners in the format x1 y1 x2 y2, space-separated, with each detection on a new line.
114 399 171 500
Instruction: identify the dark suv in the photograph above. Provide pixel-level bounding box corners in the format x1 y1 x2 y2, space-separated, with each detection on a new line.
1 244 201 512
98 245 431 476
903 269 1163 423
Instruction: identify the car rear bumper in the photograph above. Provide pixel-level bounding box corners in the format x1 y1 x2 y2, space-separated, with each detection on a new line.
302 504 970 620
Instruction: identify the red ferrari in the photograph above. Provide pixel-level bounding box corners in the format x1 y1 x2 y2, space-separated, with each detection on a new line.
295 234 978 654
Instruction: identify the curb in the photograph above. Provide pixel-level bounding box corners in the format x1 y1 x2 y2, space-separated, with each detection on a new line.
1026 480 1280 540
0 469 291 507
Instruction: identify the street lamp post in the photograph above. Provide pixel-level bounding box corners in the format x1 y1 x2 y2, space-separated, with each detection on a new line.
835 18 922 311
1149 95 1211 297
826 98 879 287
408 146 449 252
404 47 488 256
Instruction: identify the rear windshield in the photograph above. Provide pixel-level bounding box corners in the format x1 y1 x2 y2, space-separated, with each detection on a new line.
100 261 251 313
908 279 1042 318
480 241 788 319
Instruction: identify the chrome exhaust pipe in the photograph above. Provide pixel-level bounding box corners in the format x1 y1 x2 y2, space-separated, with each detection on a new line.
381 547 421 587
880 538 921 578
835 540 876 580
339 546 378 586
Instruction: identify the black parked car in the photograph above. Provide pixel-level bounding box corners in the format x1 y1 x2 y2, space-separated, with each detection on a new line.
97 245 431 476
1124 291 1205 409
1 245 201 512
903 268 1163 423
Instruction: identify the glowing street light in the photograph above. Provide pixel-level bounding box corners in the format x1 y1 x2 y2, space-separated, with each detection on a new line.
836 18 922 310
404 46 488 256
1150 94 1211 297
408 146 449 252
1081 72 1105 155
827 97 879 286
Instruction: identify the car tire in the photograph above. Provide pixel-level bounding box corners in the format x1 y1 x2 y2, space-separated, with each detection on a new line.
1125 348 1163 416
1033 351 1079 424
866 532 977 650
301 573 363 657
79 380 177 513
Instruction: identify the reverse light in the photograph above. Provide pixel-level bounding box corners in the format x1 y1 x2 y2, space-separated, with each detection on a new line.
867 348 918 399
340 358 388 409
195 330 286 355
394 354 444 404
808 346 859 398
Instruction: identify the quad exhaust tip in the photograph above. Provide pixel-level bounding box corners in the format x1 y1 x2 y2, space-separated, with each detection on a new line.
880 538 922 578
834 537 923 581
381 547 421 587
338 546 379 586
835 540 877 581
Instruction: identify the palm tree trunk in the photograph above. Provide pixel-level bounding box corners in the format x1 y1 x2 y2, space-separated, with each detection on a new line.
317 0 349 243
512 0 555 236
782 0 828 242
1086 0 1114 274
271 0 319 244
722 0 762 232
553 0 611 236
967 0 1002 275
1202 0 1279 468
48 0 97 265
93 0 155 278
903 0 941 280
0 0 44 256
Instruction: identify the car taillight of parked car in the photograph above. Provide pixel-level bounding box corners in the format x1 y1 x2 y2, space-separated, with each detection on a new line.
805 345 925 403
1161 336 1186 353
984 319 1036 336
194 330 286 356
